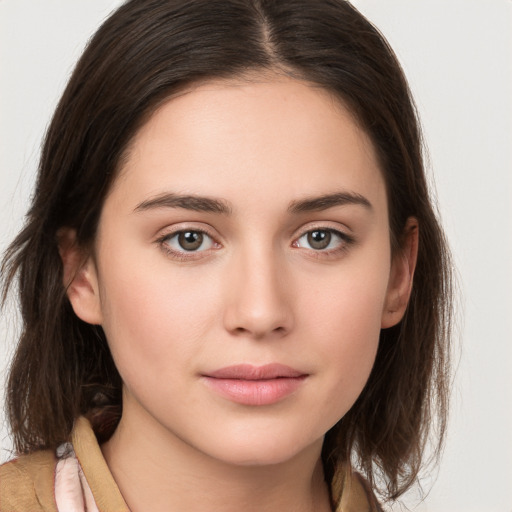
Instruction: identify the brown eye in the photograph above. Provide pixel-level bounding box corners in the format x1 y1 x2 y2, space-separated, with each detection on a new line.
294 228 352 253
177 231 204 251
307 230 331 250
158 228 217 259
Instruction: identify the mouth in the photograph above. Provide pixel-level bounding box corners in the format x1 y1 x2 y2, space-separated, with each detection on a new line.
201 364 308 406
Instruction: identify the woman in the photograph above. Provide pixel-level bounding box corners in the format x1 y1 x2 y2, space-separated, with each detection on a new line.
0 1 453 510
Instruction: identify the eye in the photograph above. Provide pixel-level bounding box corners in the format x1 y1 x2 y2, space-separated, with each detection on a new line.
161 230 216 253
293 228 352 252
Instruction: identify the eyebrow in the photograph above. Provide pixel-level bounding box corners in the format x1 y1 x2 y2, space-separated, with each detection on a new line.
287 192 372 213
134 193 232 214
133 190 372 215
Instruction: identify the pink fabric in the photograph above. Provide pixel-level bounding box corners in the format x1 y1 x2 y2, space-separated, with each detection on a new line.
55 444 100 512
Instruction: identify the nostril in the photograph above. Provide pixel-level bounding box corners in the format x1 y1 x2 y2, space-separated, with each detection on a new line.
230 323 288 339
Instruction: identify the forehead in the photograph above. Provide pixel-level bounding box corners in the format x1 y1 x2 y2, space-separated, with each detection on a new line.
110 75 386 215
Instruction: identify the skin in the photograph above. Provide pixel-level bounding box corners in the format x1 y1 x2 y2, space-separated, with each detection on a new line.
62 75 417 512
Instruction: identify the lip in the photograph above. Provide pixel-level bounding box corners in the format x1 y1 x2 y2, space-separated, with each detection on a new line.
201 364 308 406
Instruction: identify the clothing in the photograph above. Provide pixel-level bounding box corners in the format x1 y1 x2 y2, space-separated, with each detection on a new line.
0 417 382 511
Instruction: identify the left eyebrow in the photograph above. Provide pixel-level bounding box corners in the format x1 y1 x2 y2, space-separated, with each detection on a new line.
288 192 372 213
133 192 232 214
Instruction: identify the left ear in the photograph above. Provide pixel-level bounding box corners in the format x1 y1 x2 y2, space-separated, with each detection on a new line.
381 217 419 328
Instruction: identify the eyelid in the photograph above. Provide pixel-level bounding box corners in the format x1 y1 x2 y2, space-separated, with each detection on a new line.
154 223 222 260
292 221 354 240
153 221 355 262
155 222 221 241
291 222 356 256
293 228 353 246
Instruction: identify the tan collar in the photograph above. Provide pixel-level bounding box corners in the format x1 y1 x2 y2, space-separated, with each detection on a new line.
71 416 129 511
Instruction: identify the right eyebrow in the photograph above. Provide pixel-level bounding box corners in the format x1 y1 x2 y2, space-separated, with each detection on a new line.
133 192 232 215
288 191 372 213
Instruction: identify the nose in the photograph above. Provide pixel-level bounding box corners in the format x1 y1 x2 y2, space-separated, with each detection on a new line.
222 247 294 340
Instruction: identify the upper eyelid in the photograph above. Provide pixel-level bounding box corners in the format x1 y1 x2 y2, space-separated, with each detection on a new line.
154 221 353 244
292 221 353 239
156 228 220 259
156 223 220 241
297 227 348 238
294 227 353 245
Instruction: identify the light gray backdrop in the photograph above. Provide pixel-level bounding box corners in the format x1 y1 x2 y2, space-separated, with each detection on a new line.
1 1 511 511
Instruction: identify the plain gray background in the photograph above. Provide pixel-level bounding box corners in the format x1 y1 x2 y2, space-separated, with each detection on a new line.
1 1 511 510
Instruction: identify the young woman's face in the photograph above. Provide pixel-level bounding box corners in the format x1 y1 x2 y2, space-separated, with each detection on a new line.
72 76 411 466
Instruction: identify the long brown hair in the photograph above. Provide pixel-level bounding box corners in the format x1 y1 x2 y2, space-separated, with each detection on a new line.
2 0 453 501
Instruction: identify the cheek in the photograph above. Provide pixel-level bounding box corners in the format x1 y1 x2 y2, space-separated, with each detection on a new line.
96 256 221 383
305 253 390 345
299 253 391 413
314 288 382 381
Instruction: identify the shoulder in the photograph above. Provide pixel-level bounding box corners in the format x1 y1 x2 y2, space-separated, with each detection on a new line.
0 450 58 512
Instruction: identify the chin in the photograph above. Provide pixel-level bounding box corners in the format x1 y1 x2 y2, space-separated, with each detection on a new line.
203 430 324 468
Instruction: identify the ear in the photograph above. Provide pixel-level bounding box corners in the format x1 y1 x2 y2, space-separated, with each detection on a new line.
57 228 103 325
381 218 419 329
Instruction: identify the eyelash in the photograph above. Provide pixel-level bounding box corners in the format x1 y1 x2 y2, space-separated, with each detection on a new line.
155 226 355 261
292 228 355 258
156 228 219 261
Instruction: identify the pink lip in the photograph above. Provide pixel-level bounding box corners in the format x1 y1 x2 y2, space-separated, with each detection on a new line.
202 364 308 406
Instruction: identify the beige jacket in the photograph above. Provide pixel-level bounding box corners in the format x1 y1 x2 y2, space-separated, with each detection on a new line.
0 417 381 511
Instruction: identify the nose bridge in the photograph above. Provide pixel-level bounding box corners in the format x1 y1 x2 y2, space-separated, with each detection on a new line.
223 241 293 338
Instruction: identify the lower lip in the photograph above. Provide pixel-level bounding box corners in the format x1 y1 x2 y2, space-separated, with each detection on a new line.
202 376 306 405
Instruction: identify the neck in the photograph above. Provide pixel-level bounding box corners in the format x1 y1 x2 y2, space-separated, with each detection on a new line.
101 406 332 512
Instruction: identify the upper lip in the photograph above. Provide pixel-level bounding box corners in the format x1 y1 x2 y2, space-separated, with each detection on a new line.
204 364 306 380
